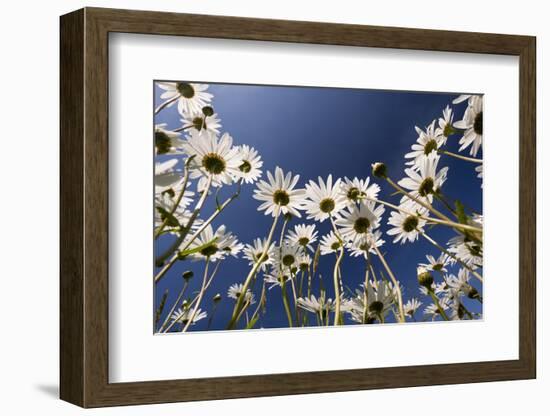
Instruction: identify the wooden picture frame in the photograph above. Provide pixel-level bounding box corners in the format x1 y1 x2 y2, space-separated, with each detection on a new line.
60 7 536 408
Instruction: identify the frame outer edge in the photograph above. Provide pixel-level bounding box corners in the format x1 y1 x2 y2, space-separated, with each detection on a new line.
59 8 86 407
61 7 537 407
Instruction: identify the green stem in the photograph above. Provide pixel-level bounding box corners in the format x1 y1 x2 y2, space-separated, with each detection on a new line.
182 258 210 332
227 211 280 329
438 149 483 164
420 231 483 283
373 246 405 323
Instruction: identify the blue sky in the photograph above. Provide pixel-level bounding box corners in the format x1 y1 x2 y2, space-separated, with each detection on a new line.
154 82 482 332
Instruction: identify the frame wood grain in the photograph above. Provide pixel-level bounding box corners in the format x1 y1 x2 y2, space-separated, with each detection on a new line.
60 7 536 408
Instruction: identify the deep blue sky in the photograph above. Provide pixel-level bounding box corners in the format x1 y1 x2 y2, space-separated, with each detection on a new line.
154 82 482 332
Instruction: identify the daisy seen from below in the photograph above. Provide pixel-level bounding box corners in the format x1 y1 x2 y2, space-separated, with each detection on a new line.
154 158 183 191
419 253 453 272
447 234 483 269
335 200 385 243
253 166 306 218
273 243 302 274
242 238 276 271
182 131 242 191
319 231 343 255
346 230 385 258
339 176 380 207
180 107 222 137
398 151 448 204
303 175 347 222
286 224 318 252
297 294 335 315
436 105 455 138
404 298 423 318
405 120 446 168
235 145 263 184
227 283 256 304
453 95 483 157
170 307 207 326
155 124 185 155
157 82 213 116
188 224 240 262
387 201 428 244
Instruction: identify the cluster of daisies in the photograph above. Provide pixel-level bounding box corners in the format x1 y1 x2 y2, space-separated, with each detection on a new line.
153 82 483 333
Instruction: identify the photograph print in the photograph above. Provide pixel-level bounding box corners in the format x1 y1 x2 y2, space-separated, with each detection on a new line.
153 81 483 333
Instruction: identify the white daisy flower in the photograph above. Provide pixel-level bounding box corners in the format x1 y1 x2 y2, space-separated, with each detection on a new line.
476 164 483 187
424 300 450 321
447 235 483 269
188 224 239 262
345 280 394 323
346 230 385 258
273 243 302 273
405 120 446 169
242 238 276 271
303 175 347 222
157 82 213 116
404 298 423 317
453 95 483 157
235 145 263 184
253 167 306 218
339 176 380 207
286 224 318 252
435 105 455 138
264 268 292 289
319 231 343 255
155 158 183 192
452 94 473 104
387 201 429 244
419 253 453 273
170 307 207 326
297 294 335 314
154 187 197 233
182 131 242 191
155 124 185 155
335 201 385 243
227 283 256 304
180 109 222 137
398 151 448 204
296 253 312 272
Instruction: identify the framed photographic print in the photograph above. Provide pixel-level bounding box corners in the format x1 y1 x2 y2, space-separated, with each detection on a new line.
60 7 536 408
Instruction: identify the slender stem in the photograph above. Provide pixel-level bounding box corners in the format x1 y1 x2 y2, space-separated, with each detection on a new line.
172 125 195 133
385 177 455 225
182 258 210 332
365 196 482 234
429 291 449 321
439 149 483 164
155 167 192 239
280 280 294 327
227 211 280 329
433 192 458 218
329 217 344 325
154 175 213 279
420 231 483 283
373 246 405 323
154 94 179 114
158 280 189 332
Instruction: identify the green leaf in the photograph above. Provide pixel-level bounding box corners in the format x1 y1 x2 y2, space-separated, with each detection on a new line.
177 237 219 258
455 200 469 225
245 315 260 329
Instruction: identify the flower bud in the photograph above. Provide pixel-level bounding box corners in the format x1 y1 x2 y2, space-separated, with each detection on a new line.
417 266 434 289
213 293 222 302
372 162 387 178
182 271 194 281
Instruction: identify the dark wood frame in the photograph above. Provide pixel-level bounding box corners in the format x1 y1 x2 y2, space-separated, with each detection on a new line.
60 7 536 408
